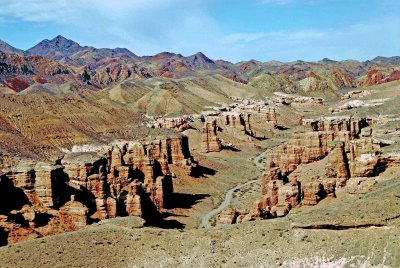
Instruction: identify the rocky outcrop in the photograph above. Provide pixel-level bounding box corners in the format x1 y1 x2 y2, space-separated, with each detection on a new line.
259 168 300 217
272 92 324 107
3 160 67 209
301 181 325 206
267 116 366 175
383 69 400 83
146 117 190 131
329 98 389 113
222 112 254 136
217 208 259 225
363 67 384 86
362 67 400 86
347 138 382 177
217 209 239 225
340 90 370 100
125 180 144 217
201 119 222 153
244 116 393 223
59 195 89 229
63 136 193 220
263 107 278 127
324 142 349 186
0 135 195 245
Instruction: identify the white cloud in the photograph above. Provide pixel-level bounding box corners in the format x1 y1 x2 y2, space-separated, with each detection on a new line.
0 0 185 23
217 17 400 62
0 0 218 56
287 30 326 40
222 32 278 44
0 0 398 62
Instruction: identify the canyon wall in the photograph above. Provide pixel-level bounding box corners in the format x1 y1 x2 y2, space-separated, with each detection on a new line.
218 116 397 225
0 135 194 245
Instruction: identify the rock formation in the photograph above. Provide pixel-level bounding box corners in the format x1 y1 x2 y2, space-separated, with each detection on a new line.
59 195 89 229
0 135 195 245
201 119 222 153
63 135 194 220
222 112 254 136
249 116 390 222
259 168 300 217
147 117 190 131
217 209 239 225
271 92 324 107
362 67 400 86
262 107 278 127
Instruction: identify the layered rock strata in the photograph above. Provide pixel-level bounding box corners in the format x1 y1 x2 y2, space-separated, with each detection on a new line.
201 119 222 153
271 92 324 107
0 135 194 245
218 116 396 225
146 117 190 131
222 112 254 136
261 117 386 213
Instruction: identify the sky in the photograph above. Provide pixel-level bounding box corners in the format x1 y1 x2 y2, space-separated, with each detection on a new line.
0 0 399 63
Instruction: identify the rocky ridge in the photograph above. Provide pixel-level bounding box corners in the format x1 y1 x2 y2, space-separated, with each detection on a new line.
1 36 399 92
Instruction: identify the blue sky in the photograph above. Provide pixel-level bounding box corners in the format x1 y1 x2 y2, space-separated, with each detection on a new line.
0 0 399 62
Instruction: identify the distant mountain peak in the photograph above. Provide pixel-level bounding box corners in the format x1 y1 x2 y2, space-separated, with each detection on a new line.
192 52 212 61
154 52 182 58
54 34 68 40
370 56 400 66
194 51 206 57
50 35 81 49
189 52 214 63
320 58 337 64
0 39 24 55
27 35 83 59
184 52 216 70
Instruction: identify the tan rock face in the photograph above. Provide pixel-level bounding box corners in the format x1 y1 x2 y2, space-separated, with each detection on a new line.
0 135 194 245
272 92 324 107
248 116 390 223
3 161 67 209
263 107 278 127
63 136 192 219
259 168 300 217
301 181 324 206
147 117 190 131
222 112 255 136
201 119 222 153
217 209 239 225
267 117 366 175
347 138 382 177
59 196 89 229
324 142 350 185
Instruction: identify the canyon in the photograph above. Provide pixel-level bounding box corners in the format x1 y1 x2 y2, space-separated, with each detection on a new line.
0 37 399 268
0 135 197 245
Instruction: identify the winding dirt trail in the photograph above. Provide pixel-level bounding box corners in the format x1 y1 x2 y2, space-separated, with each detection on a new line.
199 149 269 229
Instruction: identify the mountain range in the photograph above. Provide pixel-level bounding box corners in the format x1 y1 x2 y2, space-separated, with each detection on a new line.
0 35 399 93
